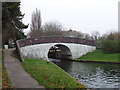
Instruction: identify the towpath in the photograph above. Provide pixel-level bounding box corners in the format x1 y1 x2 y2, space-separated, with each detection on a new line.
4 48 45 88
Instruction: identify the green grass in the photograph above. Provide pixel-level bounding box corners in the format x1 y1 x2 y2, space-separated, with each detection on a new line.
21 58 86 88
77 49 119 62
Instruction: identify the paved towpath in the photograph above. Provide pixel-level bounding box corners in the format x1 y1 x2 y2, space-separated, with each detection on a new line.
4 48 45 88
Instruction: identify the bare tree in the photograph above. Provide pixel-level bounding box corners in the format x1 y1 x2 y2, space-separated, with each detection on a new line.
62 29 84 38
91 31 100 41
28 8 42 37
43 21 64 36
83 33 91 40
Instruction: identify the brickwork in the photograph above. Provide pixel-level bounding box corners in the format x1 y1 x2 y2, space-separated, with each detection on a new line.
18 36 96 47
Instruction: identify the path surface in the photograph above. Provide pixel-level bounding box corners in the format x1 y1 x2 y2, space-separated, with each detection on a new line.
4 48 45 88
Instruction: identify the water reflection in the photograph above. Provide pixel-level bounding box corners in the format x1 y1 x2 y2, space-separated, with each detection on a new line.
49 58 72 71
50 58 120 88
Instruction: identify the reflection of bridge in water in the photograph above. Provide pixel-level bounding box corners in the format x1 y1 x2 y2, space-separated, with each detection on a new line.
16 36 96 61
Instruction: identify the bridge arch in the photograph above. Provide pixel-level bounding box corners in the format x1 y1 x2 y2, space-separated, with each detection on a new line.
47 44 73 60
16 37 96 62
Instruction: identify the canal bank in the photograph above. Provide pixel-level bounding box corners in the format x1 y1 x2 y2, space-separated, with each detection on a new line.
76 49 120 63
20 49 119 88
21 58 87 88
69 59 120 64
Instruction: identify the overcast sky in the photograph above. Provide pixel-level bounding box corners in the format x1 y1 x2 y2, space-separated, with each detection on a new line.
20 0 119 35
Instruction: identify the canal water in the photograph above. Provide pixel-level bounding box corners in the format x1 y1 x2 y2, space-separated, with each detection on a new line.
49 58 120 88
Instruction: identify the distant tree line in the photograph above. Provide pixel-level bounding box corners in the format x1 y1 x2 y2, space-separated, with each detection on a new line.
28 9 101 40
28 9 120 54
100 32 120 53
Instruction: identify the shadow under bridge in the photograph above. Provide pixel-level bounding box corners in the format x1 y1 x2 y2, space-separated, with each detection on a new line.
48 44 73 60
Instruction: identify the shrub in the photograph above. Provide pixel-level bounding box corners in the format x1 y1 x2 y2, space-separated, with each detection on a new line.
101 39 120 53
100 31 120 53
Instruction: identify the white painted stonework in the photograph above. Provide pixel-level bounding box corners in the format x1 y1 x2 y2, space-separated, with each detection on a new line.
20 43 96 60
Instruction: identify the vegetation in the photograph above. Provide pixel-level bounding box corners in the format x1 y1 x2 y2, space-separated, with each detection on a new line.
101 39 119 53
2 64 13 88
0 53 2 88
28 8 98 39
42 21 64 36
100 32 120 53
2 2 28 45
77 49 119 62
29 8 43 37
21 58 86 88
1 50 13 88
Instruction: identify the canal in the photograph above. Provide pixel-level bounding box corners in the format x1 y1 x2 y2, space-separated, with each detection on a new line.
49 58 120 88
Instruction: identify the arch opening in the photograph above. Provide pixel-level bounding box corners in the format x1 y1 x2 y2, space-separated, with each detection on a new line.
48 44 73 60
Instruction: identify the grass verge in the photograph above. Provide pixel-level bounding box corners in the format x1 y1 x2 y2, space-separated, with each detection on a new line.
21 58 86 88
2 50 13 88
0 54 2 88
2 64 13 88
77 49 119 62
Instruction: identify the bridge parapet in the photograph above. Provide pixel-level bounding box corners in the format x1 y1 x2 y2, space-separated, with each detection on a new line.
17 36 96 47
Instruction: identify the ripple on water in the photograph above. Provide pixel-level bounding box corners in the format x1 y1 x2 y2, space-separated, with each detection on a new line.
54 60 120 88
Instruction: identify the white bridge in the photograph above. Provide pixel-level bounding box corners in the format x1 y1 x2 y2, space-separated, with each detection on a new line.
16 37 96 61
